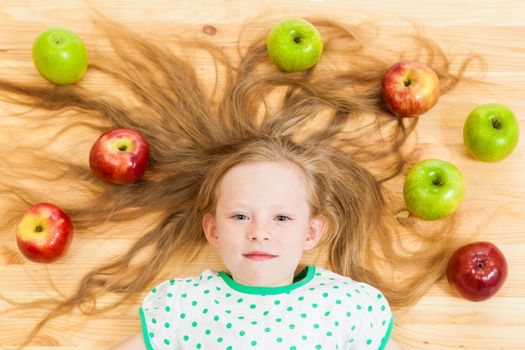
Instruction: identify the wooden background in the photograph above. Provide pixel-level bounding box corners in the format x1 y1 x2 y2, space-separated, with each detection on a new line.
0 1 524 349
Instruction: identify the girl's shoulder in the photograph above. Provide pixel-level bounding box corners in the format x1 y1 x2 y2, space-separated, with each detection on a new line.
310 266 389 304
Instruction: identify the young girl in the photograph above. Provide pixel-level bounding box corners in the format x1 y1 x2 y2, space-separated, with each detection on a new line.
0 15 471 350
110 143 402 350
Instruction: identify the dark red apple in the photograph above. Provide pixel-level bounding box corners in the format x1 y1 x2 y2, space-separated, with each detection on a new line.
89 128 150 185
447 241 508 302
15 203 73 263
382 60 440 118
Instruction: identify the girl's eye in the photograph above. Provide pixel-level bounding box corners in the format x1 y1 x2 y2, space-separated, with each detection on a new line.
233 214 248 220
275 215 291 222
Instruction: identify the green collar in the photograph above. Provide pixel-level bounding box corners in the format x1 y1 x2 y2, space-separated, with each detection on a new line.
218 266 315 295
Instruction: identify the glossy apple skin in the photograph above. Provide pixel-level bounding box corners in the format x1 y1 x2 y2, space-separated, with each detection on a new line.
382 61 440 118
32 28 88 85
463 103 519 162
403 159 465 220
267 18 323 72
15 203 73 263
89 128 150 185
447 242 508 302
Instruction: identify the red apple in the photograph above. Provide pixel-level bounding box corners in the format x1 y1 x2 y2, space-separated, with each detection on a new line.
15 203 73 263
89 128 150 185
447 241 508 302
381 60 440 118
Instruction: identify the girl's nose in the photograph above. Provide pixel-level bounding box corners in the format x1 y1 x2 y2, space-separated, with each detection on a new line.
248 221 271 241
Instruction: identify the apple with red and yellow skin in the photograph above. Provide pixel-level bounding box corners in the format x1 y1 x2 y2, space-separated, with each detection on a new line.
89 128 150 185
382 60 440 118
16 203 73 263
447 241 508 302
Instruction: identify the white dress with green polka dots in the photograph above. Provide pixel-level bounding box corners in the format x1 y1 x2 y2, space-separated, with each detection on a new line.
139 266 394 350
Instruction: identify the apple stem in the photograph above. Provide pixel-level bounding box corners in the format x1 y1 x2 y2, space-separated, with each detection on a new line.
294 37 301 44
35 225 43 233
404 79 412 87
118 145 128 151
477 263 484 269
492 119 502 130
432 179 443 186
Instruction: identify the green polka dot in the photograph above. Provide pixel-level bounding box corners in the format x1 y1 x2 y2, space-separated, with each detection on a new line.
298 296 304 301
351 325 356 331
333 285 339 289
326 331 333 336
316 345 322 349
183 335 189 341
238 316 245 320
250 304 256 309
181 293 187 298
287 306 293 311
322 292 328 297
377 293 383 299
226 323 232 329
203 308 208 314
263 311 270 316
313 323 319 329
169 279 175 284
301 335 307 340
336 299 342 304
213 315 220 321
251 340 257 346
315 272 321 276
381 305 386 311
226 347 232 350
204 289 210 294
265 327 271 332
152 288 157 293
164 322 170 328
239 330 245 336
324 311 330 316
167 293 173 297
335 321 339 326
274 300 281 305
192 321 198 327
251 321 258 325
149 332 154 338
164 339 170 345
367 339 372 345
165 306 171 312
277 337 283 343
368 305 373 312
290 346 296 350
356 305 362 310
312 303 318 308
237 298 244 303
346 311 351 317
205 329 211 335
152 318 157 324
275 318 282 322
382 320 387 326
346 293 352 297
180 313 186 319
300 313 307 318
225 293 231 297
225 309 232 314
191 301 198 306
289 324 295 329
217 337 223 343
196 344 201 349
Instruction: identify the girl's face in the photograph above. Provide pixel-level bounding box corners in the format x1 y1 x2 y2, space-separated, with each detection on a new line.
203 160 325 287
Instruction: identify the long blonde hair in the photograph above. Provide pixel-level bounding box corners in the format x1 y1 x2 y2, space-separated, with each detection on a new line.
0 15 477 348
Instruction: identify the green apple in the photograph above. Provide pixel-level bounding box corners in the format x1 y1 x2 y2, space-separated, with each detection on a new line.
32 28 88 85
266 18 323 72
403 159 466 221
463 103 519 162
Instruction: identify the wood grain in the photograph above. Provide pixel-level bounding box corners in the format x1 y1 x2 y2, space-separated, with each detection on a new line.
1 1 524 349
